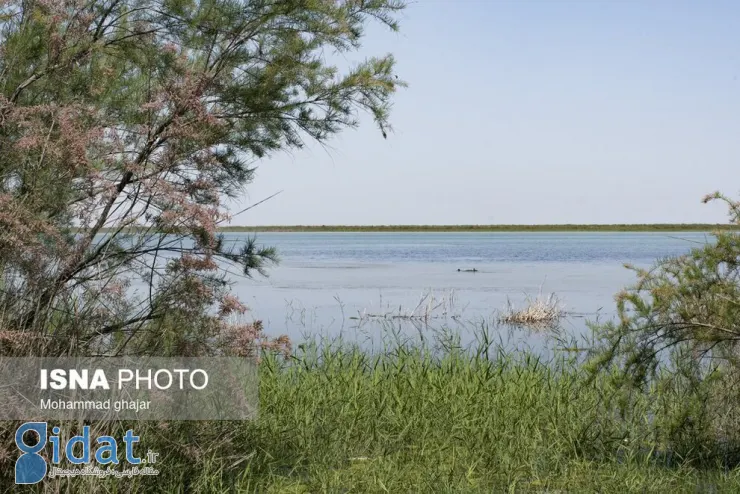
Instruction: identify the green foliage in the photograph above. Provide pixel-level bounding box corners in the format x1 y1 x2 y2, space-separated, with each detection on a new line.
589 193 740 384
0 0 405 353
584 192 740 473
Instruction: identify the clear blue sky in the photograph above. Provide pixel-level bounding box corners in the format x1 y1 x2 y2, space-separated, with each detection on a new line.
232 0 740 225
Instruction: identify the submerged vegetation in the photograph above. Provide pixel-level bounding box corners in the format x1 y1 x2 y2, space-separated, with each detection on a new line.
349 290 461 323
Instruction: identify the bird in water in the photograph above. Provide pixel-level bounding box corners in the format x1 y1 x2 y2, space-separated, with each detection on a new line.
457 268 478 273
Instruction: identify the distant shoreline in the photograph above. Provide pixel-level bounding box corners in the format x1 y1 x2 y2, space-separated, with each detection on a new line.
216 224 739 233
89 224 740 234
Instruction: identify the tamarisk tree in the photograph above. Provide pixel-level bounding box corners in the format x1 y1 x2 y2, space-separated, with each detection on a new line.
589 193 740 383
0 0 405 356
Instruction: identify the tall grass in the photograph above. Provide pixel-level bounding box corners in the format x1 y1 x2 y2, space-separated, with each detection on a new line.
4 327 740 493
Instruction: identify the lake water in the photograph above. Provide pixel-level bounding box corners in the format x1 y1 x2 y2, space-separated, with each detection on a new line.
225 232 713 351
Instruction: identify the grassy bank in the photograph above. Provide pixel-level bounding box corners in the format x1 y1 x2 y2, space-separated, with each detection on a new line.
218 223 740 233
7 332 740 493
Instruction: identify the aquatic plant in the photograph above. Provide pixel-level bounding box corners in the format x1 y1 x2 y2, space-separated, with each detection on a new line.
351 290 460 323
498 292 565 328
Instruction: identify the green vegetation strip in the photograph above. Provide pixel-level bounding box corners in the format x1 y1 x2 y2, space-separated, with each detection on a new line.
88 224 739 234
218 224 739 232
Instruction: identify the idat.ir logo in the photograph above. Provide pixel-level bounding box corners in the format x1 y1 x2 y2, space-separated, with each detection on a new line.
15 422 157 484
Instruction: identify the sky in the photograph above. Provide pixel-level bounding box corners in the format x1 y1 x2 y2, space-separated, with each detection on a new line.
231 0 740 226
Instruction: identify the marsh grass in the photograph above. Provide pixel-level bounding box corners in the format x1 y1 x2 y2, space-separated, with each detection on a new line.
4 326 740 493
350 290 461 323
499 292 565 328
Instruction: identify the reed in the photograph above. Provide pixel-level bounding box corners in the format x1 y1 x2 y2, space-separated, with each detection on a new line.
498 292 565 327
4 324 740 492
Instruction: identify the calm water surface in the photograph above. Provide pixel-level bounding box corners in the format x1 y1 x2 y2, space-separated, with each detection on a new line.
224 232 712 349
